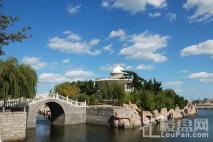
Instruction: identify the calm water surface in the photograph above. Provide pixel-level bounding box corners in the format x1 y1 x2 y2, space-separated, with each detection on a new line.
26 109 212 142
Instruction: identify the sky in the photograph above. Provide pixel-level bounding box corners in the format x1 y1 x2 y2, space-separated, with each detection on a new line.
1 0 213 99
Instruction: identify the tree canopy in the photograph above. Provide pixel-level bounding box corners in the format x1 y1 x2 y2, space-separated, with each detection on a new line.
0 57 37 99
0 1 31 55
55 82 81 97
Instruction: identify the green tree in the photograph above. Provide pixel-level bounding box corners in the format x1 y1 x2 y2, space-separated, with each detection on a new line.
141 91 156 111
155 92 174 110
74 80 98 95
0 57 37 99
112 83 126 105
77 93 89 102
123 70 144 91
99 82 125 105
99 81 113 100
0 1 31 55
55 82 81 97
153 78 162 94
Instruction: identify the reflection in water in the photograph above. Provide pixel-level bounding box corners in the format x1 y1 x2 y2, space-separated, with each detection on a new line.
25 109 212 142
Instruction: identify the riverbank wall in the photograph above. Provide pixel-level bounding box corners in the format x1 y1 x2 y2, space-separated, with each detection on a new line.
86 105 113 125
142 104 197 126
86 103 197 129
86 104 142 128
0 112 27 142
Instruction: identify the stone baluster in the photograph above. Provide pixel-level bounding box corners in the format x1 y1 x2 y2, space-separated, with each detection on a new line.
56 92 59 99
76 99 78 106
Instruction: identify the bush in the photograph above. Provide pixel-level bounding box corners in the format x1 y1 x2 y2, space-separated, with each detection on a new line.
89 95 97 105
77 93 89 102
139 91 155 111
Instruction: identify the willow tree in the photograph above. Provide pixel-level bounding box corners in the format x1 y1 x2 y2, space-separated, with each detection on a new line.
0 58 37 99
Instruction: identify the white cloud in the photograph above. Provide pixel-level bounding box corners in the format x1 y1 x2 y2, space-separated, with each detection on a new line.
102 0 167 13
164 81 183 87
103 44 113 53
39 73 70 84
39 69 95 84
62 59 70 64
179 70 189 74
63 31 72 34
63 31 81 41
188 72 213 82
166 13 177 22
120 31 169 63
183 0 213 23
21 56 47 70
67 4 82 15
89 39 100 46
163 81 183 94
109 29 126 39
180 40 213 56
102 0 110 7
65 70 95 80
135 64 154 70
149 12 161 18
48 31 101 56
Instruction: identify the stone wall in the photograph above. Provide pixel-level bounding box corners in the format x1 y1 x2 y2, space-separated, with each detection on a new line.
65 106 86 125
0 112 27 141
86 105 113 125
86 105 142 128
142 104 198 126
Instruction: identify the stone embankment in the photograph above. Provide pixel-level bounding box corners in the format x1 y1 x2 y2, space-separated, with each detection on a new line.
86 103 142 128
106 103 197 128
0 112 27 141
110 103 142 128
142 103 197 126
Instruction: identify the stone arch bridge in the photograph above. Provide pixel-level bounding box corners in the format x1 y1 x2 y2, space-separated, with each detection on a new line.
0 93 87 128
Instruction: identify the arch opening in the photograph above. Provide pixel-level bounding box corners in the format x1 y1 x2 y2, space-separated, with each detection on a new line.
36 102 65 125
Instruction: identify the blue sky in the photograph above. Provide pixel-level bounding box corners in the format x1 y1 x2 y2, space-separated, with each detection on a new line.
2 0 213 99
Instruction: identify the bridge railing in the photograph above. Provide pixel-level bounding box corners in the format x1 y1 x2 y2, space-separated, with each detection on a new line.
30 93 86 107
0 93 86 109
0 97 29 112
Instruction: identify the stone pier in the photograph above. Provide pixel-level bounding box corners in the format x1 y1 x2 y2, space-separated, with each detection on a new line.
0 112 27 141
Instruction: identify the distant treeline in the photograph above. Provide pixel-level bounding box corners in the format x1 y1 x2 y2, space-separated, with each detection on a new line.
54 71 187 110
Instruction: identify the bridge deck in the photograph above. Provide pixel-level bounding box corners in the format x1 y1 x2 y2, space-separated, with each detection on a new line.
0 93 86 112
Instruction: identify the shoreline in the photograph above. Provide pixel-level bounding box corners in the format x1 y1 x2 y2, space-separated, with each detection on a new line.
107 103 197 129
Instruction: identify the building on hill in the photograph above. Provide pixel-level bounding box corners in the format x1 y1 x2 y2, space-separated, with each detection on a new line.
96 64 134 92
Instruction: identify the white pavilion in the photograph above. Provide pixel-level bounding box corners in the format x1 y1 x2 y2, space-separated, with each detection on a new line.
96 64 134 92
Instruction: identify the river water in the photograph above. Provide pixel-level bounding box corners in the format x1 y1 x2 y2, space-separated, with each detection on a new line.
26 109 212 142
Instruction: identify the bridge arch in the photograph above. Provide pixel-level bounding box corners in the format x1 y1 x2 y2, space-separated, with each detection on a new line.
26 95 86 128
38 101 66 125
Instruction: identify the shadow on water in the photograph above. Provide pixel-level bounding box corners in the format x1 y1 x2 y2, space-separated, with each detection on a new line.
24 109 212 142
